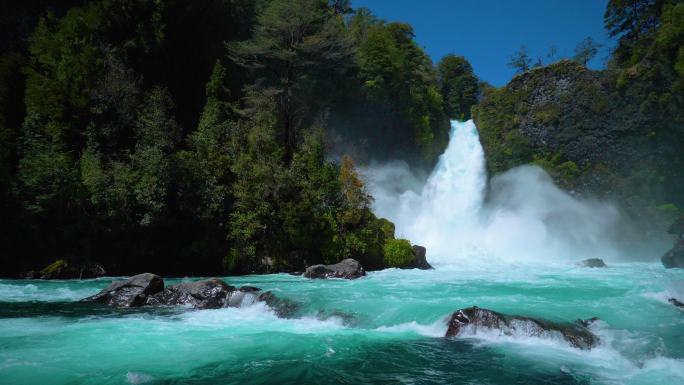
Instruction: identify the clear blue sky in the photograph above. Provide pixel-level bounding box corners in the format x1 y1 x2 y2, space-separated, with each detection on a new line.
352 0 613 86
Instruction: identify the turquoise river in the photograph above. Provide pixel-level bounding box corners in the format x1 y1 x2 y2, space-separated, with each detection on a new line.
1 122 683 385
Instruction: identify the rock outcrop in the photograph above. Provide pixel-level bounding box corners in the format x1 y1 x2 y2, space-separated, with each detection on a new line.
410 245 433 269
473 60 684 235
445 306 599 350
579 258 606 268
82 273 163 307
303 258 366 279
662 214 684 268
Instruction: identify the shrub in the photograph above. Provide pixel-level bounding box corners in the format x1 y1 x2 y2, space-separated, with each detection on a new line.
383 238 414 268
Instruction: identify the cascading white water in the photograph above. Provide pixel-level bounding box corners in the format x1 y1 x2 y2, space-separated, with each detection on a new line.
367 120 627 266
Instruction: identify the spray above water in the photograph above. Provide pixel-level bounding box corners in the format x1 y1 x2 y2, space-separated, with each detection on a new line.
366 120 626 266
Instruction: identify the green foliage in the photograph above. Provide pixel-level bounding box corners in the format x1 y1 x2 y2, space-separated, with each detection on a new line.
350 18 449 164
383 238 414 268
472 85 533 175
2 0 466 276
532 153 581 184
229 0 353 164
437 54 479 120
605 0 662 43
40 259 68 276
656 203 681 224
378 218 396 240
507 45 532 73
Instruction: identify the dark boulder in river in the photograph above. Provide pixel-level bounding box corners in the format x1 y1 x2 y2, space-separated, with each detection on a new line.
82 275 295 312
303 258 366 279
410 245 433 270
669 298 684 309
146 278 235 309
82 273 163 307
445 306 599 350
579 258 606 268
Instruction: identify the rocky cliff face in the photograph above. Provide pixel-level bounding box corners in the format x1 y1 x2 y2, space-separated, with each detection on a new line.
472 60 684 230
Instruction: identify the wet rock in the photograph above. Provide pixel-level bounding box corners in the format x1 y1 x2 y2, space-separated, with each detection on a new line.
411 245 433 269
669 298 684 309
257 290 300 318
445 306 599 350
147 278 235 309
82 273 163 307
316 309 358 326
662 237 684 268
226 286 263 307
81 274 297 316
579 258 606 268
303 258 366 279
577 317 600 327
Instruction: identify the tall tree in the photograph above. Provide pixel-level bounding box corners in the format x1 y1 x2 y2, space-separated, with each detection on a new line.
573 37 602 65
228 0 353 164
507 45 532 73
605 0 662 42
437 54 479 120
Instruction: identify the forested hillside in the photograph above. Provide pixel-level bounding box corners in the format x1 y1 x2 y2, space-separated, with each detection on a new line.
0 0 477 276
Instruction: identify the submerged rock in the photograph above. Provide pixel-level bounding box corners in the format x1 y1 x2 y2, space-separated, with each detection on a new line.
147 278 235 309
579 258 606 268
445 306 599 350
669 298 684 309
256 290 300 317
82 273 163 307
410 245 433 270
303 258 366 279
577 317 600 327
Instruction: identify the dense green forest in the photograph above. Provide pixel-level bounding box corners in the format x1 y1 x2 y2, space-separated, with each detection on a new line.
0 0 478 276
1 0 682 277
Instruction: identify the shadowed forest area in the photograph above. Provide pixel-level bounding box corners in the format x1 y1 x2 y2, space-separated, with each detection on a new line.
0 0 682 277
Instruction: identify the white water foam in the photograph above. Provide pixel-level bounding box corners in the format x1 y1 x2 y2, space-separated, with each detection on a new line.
374 319 448 338
367 120 631 266
0 281 99 302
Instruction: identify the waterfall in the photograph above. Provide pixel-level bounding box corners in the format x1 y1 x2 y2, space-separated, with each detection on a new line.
366 120 627 266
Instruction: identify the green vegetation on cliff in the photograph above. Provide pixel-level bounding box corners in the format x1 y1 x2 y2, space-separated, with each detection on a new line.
473 0 684 227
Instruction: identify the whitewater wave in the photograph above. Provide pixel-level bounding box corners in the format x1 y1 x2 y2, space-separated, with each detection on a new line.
0 281 100 302
447 317 684 384
374 319 447 338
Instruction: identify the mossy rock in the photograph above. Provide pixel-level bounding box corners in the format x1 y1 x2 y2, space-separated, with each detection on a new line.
40 259 70 278
378 218 396 240
38 259 105 279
